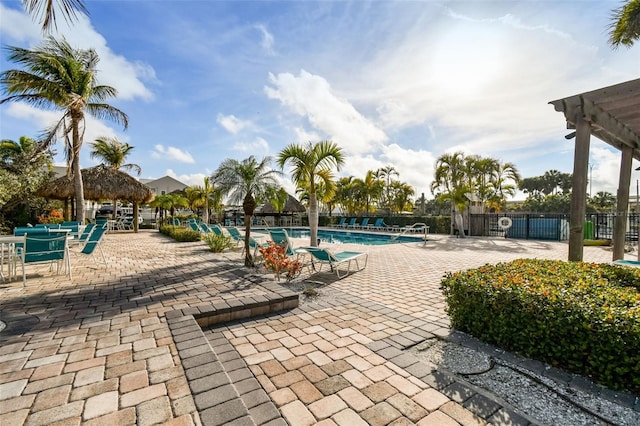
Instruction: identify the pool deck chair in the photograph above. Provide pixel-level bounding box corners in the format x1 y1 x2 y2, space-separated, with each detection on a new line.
18 233 71 285
226 227 243 246
301 246 368 278
613 259 640 268
346 218 358 229
79 223 108 266
269 228 305 259
334 217 347 228
357 218 370 229
242 236 268 262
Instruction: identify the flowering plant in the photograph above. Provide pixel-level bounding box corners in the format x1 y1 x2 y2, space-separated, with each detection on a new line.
37 209 64 224
259 241 302 281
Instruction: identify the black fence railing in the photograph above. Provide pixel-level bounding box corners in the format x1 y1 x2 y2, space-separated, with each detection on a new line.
469 213 640 242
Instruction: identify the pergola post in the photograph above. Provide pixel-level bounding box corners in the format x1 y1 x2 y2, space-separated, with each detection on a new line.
613 145 634 260
568 114 591 261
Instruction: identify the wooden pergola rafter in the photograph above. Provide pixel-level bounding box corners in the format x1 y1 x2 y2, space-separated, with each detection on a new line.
550 78 640 261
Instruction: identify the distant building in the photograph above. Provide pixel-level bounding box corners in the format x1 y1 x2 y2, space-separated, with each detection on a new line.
140 176 188 196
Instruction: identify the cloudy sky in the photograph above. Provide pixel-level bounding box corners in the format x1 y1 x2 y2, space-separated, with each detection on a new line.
1 0 639 200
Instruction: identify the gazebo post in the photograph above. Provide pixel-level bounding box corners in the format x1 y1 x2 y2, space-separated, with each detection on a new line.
568 114 591 261
613 145 634 260
133 201 139 233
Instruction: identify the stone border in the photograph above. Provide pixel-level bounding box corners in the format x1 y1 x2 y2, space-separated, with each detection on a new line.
372 327 640 425
166 283 298 426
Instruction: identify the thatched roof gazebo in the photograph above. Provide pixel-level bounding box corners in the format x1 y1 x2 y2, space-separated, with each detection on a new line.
257 193 306 226
38 164 154 232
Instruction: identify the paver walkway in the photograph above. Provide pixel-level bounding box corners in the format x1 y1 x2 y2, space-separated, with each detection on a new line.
0 230 630 425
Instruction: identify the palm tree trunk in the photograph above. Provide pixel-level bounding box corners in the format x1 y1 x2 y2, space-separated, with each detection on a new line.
72 116 85 223
243 193 257 267
309 193 319 247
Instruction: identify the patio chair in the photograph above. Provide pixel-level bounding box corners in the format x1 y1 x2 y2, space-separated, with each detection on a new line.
301 246 368 278
334 217 347 228
77 223 96 244
17 233 71 285
357 218 370 229
269 228 306 258
60 222 81 240
78 223 108 265
346 218 358 228
370 218 391 231
241 235 268 261
226 227 243 246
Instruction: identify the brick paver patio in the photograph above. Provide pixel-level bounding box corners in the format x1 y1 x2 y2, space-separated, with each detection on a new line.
0 229 630 425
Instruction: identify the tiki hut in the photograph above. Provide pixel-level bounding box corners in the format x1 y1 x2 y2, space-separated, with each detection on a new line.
257 193 306 226
38 165 154 232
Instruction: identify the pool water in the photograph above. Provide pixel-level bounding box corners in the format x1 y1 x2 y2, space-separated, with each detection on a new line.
255 227 424 246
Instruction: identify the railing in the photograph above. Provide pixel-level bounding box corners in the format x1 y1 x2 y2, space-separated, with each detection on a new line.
391 223 429 244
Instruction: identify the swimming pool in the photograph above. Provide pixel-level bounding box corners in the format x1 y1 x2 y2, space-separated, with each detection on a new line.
255 227 424 246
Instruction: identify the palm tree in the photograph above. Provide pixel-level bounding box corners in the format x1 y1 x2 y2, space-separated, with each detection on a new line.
90 136 141 219
186 177 220 224
213 156 281 266
431 152 469 236
0 136 40 173
609 0 640 48
22 0 88 32
278 141 344 247
150 193 188 223
1 37 128 223
590 191 616 212
375 166 399 213
389 181 415 213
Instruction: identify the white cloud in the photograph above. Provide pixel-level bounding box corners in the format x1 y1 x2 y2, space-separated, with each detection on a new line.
217 114 252 134
151 145 195 163
255 24 275 54
165 170 207 187
264 70 388 155
233 137 269 153
0 3 156 101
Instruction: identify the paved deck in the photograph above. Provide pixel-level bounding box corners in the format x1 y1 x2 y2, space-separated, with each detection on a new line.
0 229 634 425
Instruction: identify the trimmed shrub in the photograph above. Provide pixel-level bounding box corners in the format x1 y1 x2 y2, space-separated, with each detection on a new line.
441 259 640 393
159 225 201 242
203 233 234 253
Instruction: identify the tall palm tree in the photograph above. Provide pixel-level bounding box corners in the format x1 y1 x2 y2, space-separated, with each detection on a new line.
488 162 521 212
1 37 128 223
431 152 469 236
0 136 39 173
22 0 88 32
186 177 220 224
609 0 640 48
389 181 415 213
90 136 141 219
213 156 281 266
375 165 399 213
278 141 344 247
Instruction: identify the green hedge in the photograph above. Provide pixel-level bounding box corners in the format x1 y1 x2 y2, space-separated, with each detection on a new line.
159 225 201 242
441 259 640 393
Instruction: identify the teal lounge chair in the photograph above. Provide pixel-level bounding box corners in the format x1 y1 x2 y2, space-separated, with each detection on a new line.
301 246 368 278
269 228 305 258
242 236 268 261
17 233 71 285
226 227 243 246
77 223 96 245
346 218 358 228
79 223 108 265
334 217 347 228
358 218 369 229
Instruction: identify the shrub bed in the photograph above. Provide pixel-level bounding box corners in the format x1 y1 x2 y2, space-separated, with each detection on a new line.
159 225 201 242
441 259 640 393
202 233 234 252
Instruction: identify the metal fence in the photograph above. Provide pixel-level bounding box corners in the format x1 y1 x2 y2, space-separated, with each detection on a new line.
469 213 640 242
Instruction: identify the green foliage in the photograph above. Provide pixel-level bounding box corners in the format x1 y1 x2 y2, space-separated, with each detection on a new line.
159 225 201 242
202 233 234 253
441 259 640 393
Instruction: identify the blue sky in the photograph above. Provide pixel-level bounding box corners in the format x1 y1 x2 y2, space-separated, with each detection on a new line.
1 0 639 200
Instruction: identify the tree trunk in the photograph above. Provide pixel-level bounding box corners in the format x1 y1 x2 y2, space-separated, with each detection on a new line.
309 193 318 247
71 116 85 223
243 193 257 267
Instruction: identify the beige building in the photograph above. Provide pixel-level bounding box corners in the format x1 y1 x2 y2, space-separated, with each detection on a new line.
140 176 188 196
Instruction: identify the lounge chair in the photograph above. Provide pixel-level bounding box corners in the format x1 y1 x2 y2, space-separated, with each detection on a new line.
301 246 368 278
242 236 268 261
346 218 358 228
334 217 347 228
79 223 108 265
269 228 305 258
369 218 389 231
77 223 96 245
613 259 640 268
357 218 370 229
225 227 243 246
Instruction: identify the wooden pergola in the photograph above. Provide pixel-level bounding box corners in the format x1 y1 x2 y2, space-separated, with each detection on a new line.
550 78 640 261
